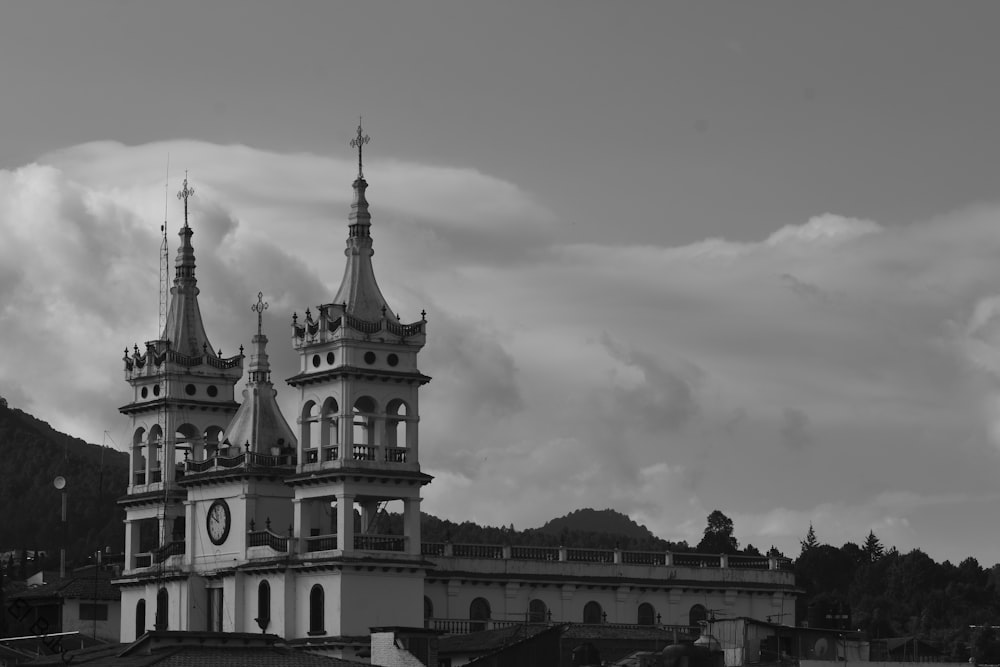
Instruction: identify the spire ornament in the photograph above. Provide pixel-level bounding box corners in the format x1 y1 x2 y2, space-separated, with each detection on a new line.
252 291 269 337
176 172 195 227
350 118 371 179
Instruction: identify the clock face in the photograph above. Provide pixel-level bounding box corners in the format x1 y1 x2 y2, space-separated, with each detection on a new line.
207 499 231 545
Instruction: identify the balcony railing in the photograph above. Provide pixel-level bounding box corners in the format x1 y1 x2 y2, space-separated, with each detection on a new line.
421 543 792 571
305 534 338 552
185 451 295 473
384 447 407 463
352 445 376 461
355 534 406 552
153 541 185 563
425 617 700 637
248 529 289 552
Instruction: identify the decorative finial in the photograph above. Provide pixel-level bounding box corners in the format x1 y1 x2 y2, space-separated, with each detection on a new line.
350 118 371 179
176 171 195 227
252 291 269 336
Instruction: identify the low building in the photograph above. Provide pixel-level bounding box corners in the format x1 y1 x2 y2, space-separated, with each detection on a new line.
5 570 120 643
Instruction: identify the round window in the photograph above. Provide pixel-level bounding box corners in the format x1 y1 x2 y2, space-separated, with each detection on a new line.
185 384 196 396
364 351 376 365
207 385 218 397
387 353 399 367
152 384 161 397
326 352 335 365
141 387 148 399
312 354 321 368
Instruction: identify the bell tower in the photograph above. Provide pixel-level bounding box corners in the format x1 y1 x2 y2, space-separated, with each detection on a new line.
118 175 244 631
285 123 432 637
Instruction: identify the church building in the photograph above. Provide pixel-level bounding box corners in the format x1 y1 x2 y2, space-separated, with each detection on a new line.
114 125 796 657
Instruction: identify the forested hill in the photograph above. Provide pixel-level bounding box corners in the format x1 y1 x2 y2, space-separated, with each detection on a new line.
0 402 127 568
417 508 691 552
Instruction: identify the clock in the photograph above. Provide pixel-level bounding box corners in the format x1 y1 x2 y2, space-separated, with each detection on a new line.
206 499 231 545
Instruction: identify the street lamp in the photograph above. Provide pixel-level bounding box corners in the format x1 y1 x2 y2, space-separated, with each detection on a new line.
53 476 67 578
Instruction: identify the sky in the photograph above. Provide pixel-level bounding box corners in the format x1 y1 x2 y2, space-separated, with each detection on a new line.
4 0 1000 566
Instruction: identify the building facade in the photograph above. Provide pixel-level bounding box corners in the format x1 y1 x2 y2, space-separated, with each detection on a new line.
114 128 796 650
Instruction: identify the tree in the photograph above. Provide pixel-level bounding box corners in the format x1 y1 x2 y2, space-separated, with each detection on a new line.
800 523 819 554
697 510 738 554
862 530 884 562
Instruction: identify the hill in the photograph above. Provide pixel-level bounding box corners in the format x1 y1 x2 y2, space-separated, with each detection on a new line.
536 508 656 541
0 402 127 571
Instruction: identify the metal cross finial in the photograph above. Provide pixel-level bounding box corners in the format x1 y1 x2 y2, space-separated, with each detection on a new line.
176 171 195 227
252 291 269 336
350 117 371 179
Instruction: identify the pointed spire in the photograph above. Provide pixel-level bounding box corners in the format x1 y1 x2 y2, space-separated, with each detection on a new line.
334 121 396 321
160 172 215 355
223 292 296 454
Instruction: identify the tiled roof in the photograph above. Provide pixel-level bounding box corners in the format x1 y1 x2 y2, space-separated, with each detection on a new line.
12 573 119 601
26 644 370 666
438 623 555 655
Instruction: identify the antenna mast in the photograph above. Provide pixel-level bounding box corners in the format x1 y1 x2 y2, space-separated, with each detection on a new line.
159 156 170 336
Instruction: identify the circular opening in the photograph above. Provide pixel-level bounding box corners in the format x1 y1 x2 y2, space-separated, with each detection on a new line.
185 384 196 396
326 352 335 365
364 351 376 365
141 387 148 399
207 385 218 398
312 354 321 368
152 385 161 397
387 353 399 367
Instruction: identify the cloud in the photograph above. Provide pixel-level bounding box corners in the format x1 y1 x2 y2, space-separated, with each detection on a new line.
5 140 1000 565
779 407 813 450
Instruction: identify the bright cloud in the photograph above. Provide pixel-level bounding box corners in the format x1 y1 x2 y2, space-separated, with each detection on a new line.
4 140 1000 564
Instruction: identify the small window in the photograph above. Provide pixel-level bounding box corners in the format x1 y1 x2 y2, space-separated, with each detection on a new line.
185 384 196 396
153 384 161 396
364 351 376 365
207 385 218 397
387 353 399 367
326 352 335 365
141 387 148 399
529 599 548 623
312 354 321 368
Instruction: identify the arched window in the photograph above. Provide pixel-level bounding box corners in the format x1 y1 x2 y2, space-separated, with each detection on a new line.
689 603 708 628
155 588 168 630
135 599 146 638
469 597 491 632
638 602 656 626
321 397 340 450
309 585 325 635
386 399 409 448
528 599 548 623
583 601 603 624
353 396 377 450
256 580 271 631
301 400 318 452
171 516 185 543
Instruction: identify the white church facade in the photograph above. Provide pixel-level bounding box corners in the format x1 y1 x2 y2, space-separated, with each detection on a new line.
114 126 796 653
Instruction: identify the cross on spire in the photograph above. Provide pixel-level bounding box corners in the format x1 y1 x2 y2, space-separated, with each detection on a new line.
251 291 268 337
176 172 195 227
350 118 371 179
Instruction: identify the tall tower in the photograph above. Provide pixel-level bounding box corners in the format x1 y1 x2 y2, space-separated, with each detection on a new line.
118 176 244 633
285 123 432 637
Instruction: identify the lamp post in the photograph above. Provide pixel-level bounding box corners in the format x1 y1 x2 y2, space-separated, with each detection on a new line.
53 476 67 578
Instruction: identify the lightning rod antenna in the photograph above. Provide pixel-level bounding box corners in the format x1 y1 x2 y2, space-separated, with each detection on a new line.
159 155 170 337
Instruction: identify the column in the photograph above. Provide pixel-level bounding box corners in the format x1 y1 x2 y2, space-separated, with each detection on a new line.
404 497 421 556
336 493 355 553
